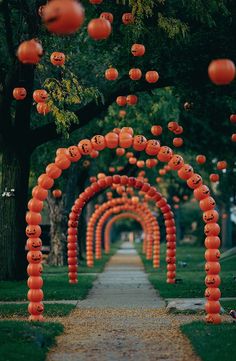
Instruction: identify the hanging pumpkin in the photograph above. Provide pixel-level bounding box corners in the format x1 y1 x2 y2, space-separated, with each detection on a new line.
137 160 145 168
217 161 227 170
27 263 43 277
91 135 106 151
50 52 65 66
13 87 27 100
173 137 183 147
178 164 194 180
205 236 221 249
129 68 142 80
205 301 221 314
120 127 134 135
100 12 113 24
230 114 236 123
199 196 216 211
122 13 134 25
168 122 178 132
32 186 48 201
204 223 220 237
210 173 219 182
90 149 99 158
119 110 126 118
145 71 159 83
159 169 166 176
105 132 119 149
203 210 219 223
186 173 203 189
28 198 43 213
27 251 42 264
105 68 119 80
46 163 62 179
88 18 111 40
89 0 103 3
36 102 50 115
205 287 221 301
146 159 157 168
129 157 137 165
26 225 42 238
119 132 133 148
52 189 62 198
205 262 221 275
27 289 43 302
116 96 127 106
78 139 93 155
131 44 145 57
17 39 43 64
173 125 183 135
38 174 54 189
232 133 236 142
55 154 71 170
145 140 160 156
196 155 206 164
208 59 236 85
133 135 147 151
168 155 184 170
151 125 162 136
157 146 173 162
27 276 43 289
126 95 138 105
43 0 84 35
67 146 81 162
33 89 48 103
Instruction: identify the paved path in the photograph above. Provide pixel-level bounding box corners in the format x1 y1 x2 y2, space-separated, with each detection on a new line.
47 242 200 361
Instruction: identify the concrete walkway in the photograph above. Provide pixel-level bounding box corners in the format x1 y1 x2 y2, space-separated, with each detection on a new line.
47 242 200 361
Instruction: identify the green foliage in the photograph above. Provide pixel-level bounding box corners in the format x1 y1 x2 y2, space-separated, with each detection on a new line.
157 13 189 38
0 321 63 361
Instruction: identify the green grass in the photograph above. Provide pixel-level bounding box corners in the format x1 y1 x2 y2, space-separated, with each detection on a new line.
136 243 236 299
181 322 236 361
0 320 63 361
0 304 75 318
221 300 236 313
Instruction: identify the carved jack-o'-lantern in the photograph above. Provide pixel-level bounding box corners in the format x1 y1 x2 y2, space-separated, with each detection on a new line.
157 146 173 162
78 139 93 155
50 52 65 66
17 39 43 64
168 155 184 170
122 12 134 25
178 164 194 180
131 44 145 57
145 140 160 156
13 87 27 100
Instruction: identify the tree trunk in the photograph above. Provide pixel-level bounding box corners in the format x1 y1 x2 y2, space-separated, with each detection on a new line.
0 146 30 280
46 195 67 266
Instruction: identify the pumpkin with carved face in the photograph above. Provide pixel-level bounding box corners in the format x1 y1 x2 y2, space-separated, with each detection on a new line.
145 140 160 156
168 121 178 132
204 223 220 236
157 146 173 162
187 173 203 189
67 146 81 162
26 225 42 238
200 197 216 211
168 155 184 170
28 302 44 316
205 274 221 288
27 251 42 264
166 256 176 264
43 0 85 35
203 210 219 224
194 185 210 200
205 313 221 324
78 139 93 155
27 238 42 251
50 52 65 66
178 164 194 180
91 135 106 151
133 135 147 151
33 89 48 103
205 248 220 261
122 12 134 25
13 87 27 100
131 44 145 57
205 262 220 275
100 12 113 24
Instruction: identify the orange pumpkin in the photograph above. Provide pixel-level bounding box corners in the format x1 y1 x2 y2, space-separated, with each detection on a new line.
203 210 219 223
89 0 103 3
204 223 220 236
187 173 202 189
210 173 219 182
90 149 99 158
17 39 43 64
205 274 221 288
43 0 84 35
91 135 106 151
173 137 183 147
208 59 235 85
67 146 81 162
28 198 43 213
205 237 221 249
55 154 71 170
230 114 236 123
157 146 173 162
131 44 145 57
120 127 134 135
52 189 62 198
205 262 221 275
133 135 147 151
26 225 42 238
27 251 42 264
178 164 194 180
129 68 142 80
88 18 111 40
36 102 50 115
27 263 43 277
173 125 183 135
129 157 137 165
199 196 216 211
126 95 138 105
119 132 133 148
116 148 125 156
168 121 178 132
38 174 54 189
27 289 43 302
119 110 126 118
196 154 206 164
194 184 210 200
13 87 27 100
105 132 119 148
46 163 62 179
100 12 113 24
137 160 145 168
28 302 44 316
50 52 65 66
168 155 184 170
159 169 166 176
145 71 159 83
205 313 221 324
33 90 48 103
116 96 127 106
232 133 236 142
217 160 227 170
205 301 221 314
146 159 157 168
27 276 43 289
78 139 93 155
122 12 134 25
27 238 42 251
151 125 162 136
105 68 119 80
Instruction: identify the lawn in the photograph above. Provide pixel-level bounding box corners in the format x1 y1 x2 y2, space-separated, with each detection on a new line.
181 322 236 361
0 304 75 318
136 243 236 299
0 321 63 361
